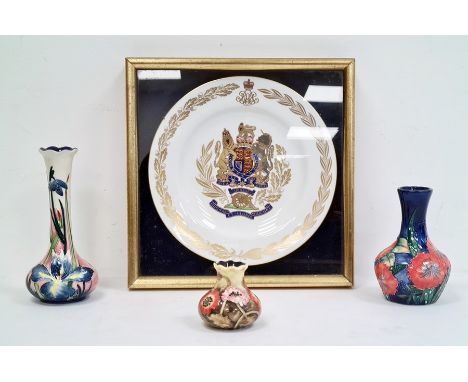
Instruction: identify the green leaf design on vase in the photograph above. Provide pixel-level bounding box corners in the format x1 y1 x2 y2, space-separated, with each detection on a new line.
407 213 421 257
392 263 406 275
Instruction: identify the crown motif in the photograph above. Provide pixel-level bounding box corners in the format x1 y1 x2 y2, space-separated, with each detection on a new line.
243 79 254 90
236 122 256 147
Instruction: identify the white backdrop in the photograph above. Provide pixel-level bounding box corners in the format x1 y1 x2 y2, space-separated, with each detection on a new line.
0 36 467 345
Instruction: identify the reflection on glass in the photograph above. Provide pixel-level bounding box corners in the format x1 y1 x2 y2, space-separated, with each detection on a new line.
304 85 343 103
287 126 339 140
137 70 181 80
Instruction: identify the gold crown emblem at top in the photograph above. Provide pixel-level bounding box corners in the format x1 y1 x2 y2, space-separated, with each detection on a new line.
243 79 254 90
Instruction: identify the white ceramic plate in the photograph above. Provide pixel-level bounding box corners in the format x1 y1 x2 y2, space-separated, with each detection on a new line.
148 76 337 265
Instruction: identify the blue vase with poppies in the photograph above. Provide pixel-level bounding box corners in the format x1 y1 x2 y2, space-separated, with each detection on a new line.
375 187 450 305
26 147 98 303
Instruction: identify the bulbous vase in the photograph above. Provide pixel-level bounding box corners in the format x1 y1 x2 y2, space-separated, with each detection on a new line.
26 146 98 302
375 186 450 305
199 261 261 329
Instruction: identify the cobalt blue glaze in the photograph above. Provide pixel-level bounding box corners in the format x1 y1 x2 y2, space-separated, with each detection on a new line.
40 146 76 152
398 186 431 251
375 186 451 305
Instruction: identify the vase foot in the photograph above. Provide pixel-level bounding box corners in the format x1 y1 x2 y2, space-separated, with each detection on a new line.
384 294 440 306
35 296 88 304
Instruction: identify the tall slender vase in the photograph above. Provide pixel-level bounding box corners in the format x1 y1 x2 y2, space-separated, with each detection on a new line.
374 186 450 305
198 261 261 329
26 146 98 302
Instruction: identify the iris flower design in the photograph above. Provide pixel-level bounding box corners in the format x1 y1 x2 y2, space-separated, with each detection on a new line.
31 257 93 301
48 178 68 196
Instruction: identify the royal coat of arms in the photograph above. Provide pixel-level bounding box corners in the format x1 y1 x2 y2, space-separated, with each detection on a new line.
196 122 291 219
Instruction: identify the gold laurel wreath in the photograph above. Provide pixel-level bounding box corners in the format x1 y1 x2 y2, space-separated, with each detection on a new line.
195 140 228 204
153 83 333 261
256 88 333 246
154 84 240 259
254 144 291 206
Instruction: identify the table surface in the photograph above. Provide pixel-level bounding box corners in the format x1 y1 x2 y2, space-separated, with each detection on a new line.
1 271 466 346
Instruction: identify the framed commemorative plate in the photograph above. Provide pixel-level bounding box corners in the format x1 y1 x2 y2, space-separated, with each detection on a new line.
127 58 354 289
148 76 337 265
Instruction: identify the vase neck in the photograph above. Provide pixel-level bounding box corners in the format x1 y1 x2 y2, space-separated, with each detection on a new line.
214 262 247 289
40 147 77 258
398 187 432 244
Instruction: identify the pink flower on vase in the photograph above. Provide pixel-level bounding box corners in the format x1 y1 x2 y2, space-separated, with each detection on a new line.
221 286 250 306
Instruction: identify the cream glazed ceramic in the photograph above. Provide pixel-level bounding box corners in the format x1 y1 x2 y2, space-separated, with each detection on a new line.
148 76 337 265
26 146 98 302
198 261 261 329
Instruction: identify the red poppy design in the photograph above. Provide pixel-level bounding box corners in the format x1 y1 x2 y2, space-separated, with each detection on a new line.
375 263 398 296
408 252 449 290
199 289 220 316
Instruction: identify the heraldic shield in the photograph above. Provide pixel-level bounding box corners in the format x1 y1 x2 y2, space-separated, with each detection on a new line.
203 121 286 219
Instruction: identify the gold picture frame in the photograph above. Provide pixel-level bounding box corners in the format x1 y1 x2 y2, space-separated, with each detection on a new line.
126 58 355 289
